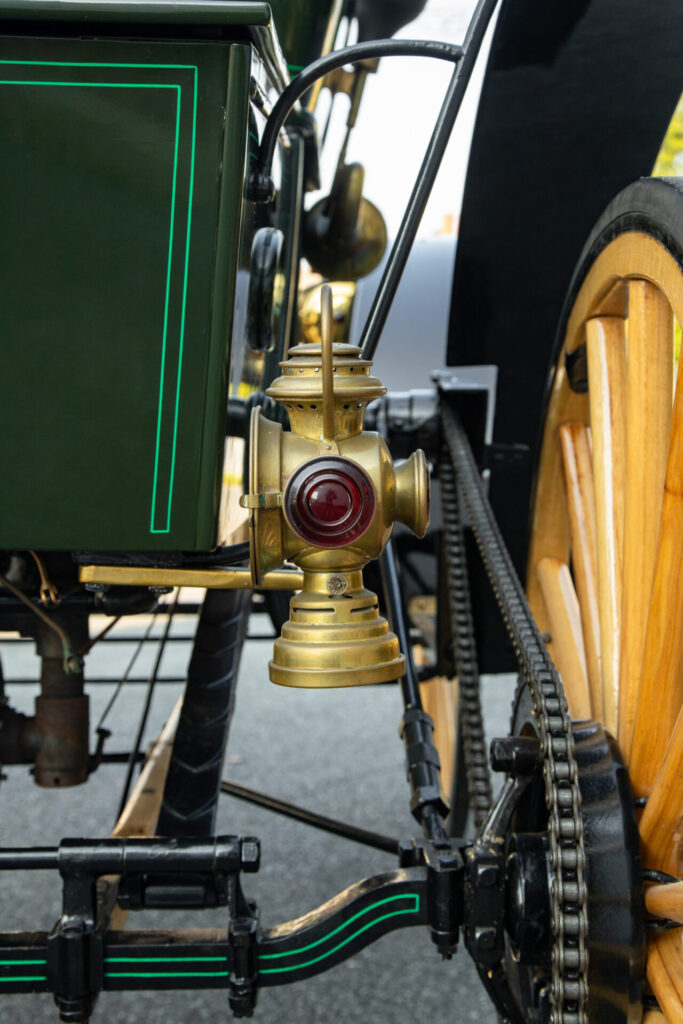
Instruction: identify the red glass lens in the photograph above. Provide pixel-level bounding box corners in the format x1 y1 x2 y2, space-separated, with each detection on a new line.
307 478 355 524
284 457 375 548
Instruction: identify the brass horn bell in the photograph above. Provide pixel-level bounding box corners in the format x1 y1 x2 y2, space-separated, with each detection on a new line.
240 285 429 688
303 163 387 281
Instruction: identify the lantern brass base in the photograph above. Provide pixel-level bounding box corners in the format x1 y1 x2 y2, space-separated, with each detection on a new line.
268 571 405 688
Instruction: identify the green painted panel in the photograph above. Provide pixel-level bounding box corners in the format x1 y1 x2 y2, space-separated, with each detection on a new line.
0 34 250 550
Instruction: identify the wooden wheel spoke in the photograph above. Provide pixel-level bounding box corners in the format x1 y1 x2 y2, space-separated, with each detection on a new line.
419 673 458 798
639 705 683 877
648 933 683 1024
586 315 627 735
629 354 683 794
536 557 592 719
559 423 601 718
645 882 683 925
643 1010 668 1024
527 366 588 638
619 280 675 759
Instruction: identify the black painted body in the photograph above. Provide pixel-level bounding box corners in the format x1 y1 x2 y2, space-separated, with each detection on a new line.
448 0 683 668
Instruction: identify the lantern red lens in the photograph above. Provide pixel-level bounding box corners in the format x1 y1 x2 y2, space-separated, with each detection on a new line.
307 478 355 524
284 457 375 548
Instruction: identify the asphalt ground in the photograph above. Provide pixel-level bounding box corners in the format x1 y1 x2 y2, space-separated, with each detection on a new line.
0 609 517 1024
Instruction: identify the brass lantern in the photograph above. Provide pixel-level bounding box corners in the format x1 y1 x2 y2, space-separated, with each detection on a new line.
241 286 429 688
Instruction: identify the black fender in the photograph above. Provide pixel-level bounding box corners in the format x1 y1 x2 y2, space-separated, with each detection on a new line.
447 0 683 668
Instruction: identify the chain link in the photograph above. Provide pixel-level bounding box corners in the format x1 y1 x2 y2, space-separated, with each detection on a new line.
441 404 588 1024
440 450 493 827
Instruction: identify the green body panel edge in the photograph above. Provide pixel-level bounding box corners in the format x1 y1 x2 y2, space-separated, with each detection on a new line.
0 0 328 552
0 27 251 550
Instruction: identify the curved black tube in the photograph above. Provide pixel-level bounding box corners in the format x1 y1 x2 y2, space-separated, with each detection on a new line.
253 38 463 190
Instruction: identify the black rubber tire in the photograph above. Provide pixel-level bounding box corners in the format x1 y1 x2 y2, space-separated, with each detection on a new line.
156 587 250 837
567 177 683 297
551 178 683 391
263 589 290 636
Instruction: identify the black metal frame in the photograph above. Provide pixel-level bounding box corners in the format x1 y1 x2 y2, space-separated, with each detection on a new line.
0 521 468 1016
0 600 467 1014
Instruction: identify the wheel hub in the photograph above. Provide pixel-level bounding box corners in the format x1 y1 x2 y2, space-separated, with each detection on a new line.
498 691 646 1024
505 832 552 966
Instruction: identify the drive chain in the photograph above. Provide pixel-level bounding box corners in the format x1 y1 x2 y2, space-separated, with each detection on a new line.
440 450 492 828
441 404 588 1024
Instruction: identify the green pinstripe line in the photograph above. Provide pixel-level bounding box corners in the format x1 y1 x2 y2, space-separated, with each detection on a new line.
28 895 420 981
0 80 177 88
0 960 46 966
149 82 182 533
0 59 196 69
259 903 420 975
102 899 419 979
105 970 228 979
0 58 198 535
160 65 198 534
260 893 419 961
106 956 225 963
0 976 47 983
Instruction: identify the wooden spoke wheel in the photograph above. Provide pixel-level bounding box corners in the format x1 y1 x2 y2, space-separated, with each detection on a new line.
527 177 683 1022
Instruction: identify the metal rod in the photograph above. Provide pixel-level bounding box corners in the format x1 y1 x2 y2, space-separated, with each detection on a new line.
98 752 145 765
1 676 186 686
95 612 159 733
379 540 422 711
320 283 337 443
1 635 197 644
78 565 303 590
380 540 448 844
360 0 499 361
0 574 80 672
220 779 399 855
0 848 58 870
117 595 178 818
83 634 195 644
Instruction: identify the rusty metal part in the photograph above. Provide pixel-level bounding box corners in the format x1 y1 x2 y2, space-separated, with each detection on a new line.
0 573 80 673
0 616 90 787
0 701 40 764
28 550 60 605
33 616 90 787
34 693 89 788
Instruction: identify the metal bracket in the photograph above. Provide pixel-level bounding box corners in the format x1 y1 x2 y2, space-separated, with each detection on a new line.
398 838 467 957
238 492 283 510
0 837 259 1020
78 565 304 591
